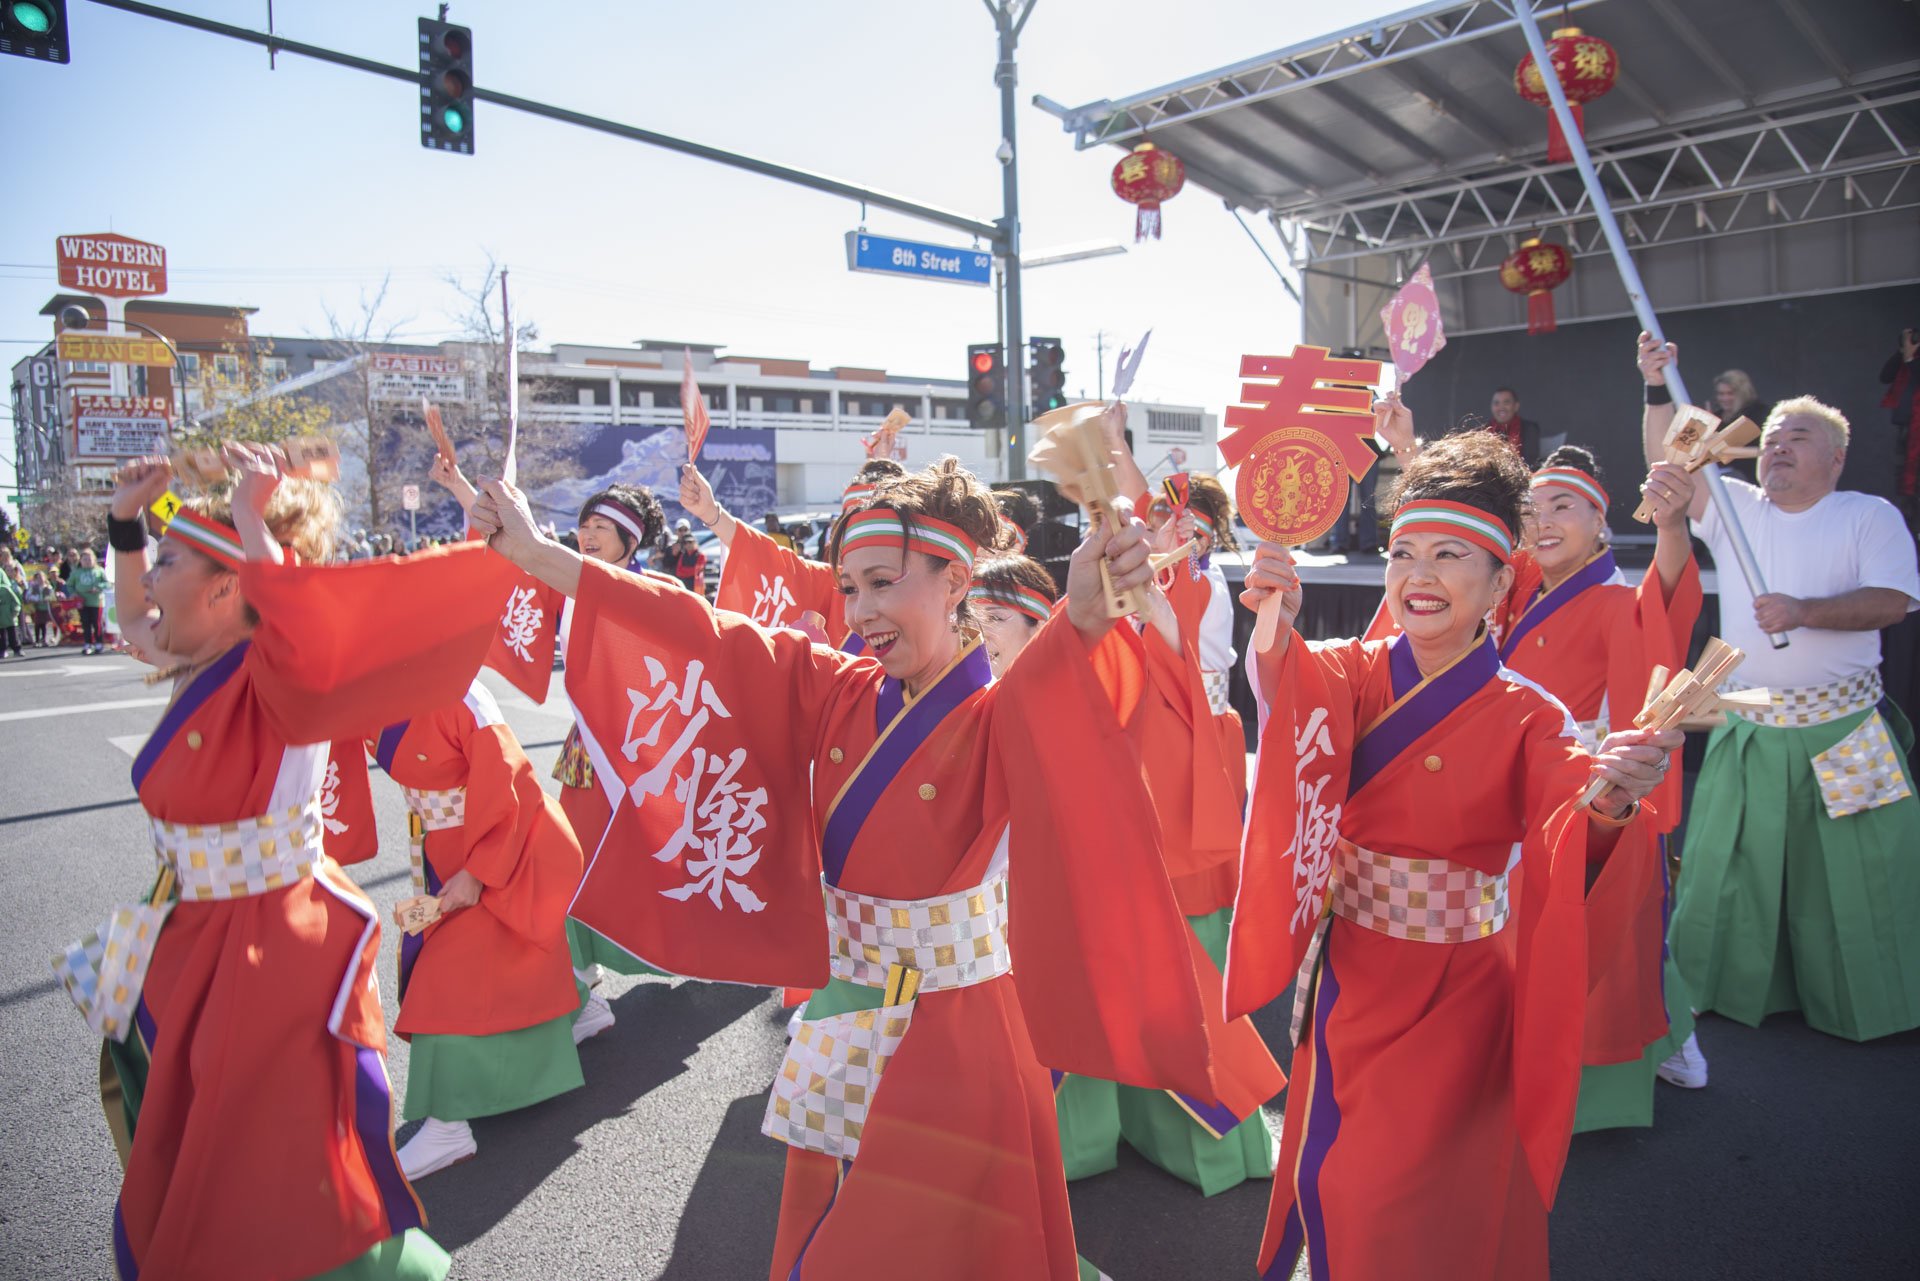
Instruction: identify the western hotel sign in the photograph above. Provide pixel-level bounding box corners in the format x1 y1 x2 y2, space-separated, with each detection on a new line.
56 233 168 298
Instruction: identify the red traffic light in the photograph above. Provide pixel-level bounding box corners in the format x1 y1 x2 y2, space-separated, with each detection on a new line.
971 351 997 374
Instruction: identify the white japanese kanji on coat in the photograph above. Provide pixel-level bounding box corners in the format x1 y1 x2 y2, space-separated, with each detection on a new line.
501 585 544 664
622 656 769 913
1290 705 1342 934
751 574 796 627
319 759 350 836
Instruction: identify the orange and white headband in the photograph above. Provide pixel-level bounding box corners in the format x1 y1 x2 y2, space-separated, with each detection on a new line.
1531 466 1609 514
839 507 978 571
585 499 649 546
161 505 245 569
841 481 877 515
1389 499 1514 564
998 514 1028 554
969 581 1052 623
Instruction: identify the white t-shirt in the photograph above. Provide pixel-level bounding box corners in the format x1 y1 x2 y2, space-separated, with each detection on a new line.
1694 479 1920 689
1199 560 1238 675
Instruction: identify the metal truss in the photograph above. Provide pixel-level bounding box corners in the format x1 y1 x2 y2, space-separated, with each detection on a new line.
1040 0 1603 152
1271 84 1920 275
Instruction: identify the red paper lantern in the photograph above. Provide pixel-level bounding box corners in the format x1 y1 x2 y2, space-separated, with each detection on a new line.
1499 237 1572 335
1111 142 1186 242
1514 27 1618 164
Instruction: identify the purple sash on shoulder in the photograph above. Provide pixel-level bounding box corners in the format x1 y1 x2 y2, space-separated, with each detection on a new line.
372 721 410 774
1349 634 1501 797
1499 550 1618 660
819 644 990 886
131 641 250 792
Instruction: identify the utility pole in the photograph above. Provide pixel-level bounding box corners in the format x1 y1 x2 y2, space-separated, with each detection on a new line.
988 0 1035 481
1094 329 1114 401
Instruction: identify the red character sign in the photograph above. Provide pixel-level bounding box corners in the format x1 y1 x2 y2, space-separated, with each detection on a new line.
1221 345 1384 648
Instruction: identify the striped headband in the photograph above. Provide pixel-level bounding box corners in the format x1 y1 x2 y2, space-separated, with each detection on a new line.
162 505 245 569
585 499 648 547
1531 466 1609 514
1389 499 1514 564
841 481 877 515
839 507 978 570
998 514 1028 554
969 582 1053 624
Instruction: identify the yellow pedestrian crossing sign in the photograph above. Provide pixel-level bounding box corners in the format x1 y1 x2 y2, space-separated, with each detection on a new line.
149 492 183 528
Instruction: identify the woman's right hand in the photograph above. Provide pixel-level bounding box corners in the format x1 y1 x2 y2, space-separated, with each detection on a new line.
111 457 174 521
1372 392 1415 455
1240 542 1304 632
1636 331 1677 385
680 464 721 526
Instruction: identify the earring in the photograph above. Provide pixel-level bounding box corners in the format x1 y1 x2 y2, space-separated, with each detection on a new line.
949 609 959 633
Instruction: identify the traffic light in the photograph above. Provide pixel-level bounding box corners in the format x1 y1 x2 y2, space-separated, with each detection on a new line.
1 1 69 63
1028 337 1067 413
418 16 474 154
966 343 1007 431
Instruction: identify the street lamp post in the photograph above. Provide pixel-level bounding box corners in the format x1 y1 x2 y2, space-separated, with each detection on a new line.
988 0 1035 480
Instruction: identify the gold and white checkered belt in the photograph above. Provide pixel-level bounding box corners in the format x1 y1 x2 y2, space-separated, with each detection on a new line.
402 786 467 894
1728 670 1882 728
1331 840 1511 944
825 873 1012 993
1202 669 1231 717
763 874 1011 1163
53 795 327 1043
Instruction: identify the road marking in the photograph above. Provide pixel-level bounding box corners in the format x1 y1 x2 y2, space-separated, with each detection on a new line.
0 663 138 679
0 696 167 723
108 733 148 759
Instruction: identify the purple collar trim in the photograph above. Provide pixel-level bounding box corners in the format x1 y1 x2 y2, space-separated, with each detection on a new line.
1351 633 1500 796
1500 550 1618 660
131 642 250 793
373 721 410 774
820 644 990 885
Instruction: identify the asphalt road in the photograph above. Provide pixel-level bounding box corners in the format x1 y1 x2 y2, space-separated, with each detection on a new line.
2 648 1916 1280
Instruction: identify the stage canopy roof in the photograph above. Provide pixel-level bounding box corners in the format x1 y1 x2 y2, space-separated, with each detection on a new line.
1038 0 1920 341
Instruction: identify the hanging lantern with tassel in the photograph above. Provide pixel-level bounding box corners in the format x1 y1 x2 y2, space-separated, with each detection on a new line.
1111 142 1186 242
1500 237 1572 335
1514 27 1618 164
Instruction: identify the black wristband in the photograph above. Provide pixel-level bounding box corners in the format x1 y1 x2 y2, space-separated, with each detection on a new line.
1643 384 1673 406
106 512 149 553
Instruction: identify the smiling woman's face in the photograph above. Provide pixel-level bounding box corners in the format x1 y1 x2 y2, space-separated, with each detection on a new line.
838 546 966 689
1530 490 1605 581
142 537 237 655
978 605 1040 679
576 514 631 565
1385 528 1511 653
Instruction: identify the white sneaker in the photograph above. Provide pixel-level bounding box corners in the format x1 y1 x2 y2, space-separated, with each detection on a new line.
398 1117 476 1181
573 991 616 1044
573 964 603 990
1656 1031 1708 1088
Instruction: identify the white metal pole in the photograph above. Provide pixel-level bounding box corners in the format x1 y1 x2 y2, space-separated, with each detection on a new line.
1514 6 1785 648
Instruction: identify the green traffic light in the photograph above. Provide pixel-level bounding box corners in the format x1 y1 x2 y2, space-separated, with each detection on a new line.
10 1 54 33
442 105 467 135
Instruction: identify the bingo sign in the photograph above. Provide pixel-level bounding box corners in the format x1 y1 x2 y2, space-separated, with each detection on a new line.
74 394 172 460
371 352 467 403
57 234 168 299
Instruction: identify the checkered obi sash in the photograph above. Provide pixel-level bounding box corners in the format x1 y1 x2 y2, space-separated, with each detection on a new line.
402 786 467 894
1287 839 1513 1045
1727 670 1912 817
1728 670 1882 728
53 795 327 1043
762 872 1012 1162
1202 669 1231 717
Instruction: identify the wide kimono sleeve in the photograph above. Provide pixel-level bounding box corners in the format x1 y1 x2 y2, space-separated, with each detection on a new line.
564 556 859 988
1511 701 1602 1209
1225 634 1364 1022
456 714 584 947
1133 621 1244 890
240 543 521 744
714 519 846 639
987 612 1218 1103
1613 556 1701 834
320 741 380 866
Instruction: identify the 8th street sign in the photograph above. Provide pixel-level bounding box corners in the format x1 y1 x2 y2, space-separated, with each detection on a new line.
57 233 168 299
845 232 992 287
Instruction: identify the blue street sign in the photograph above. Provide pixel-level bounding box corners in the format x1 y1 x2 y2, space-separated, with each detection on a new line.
845 232 993 287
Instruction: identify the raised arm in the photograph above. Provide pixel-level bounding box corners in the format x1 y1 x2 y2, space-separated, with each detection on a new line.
105 457 177 667
472 479 585 597
679 464 738 547
1641 461 1697 598
1634 332 1711 522
429 454 479 514
1238 542 1304 700
226 443 286 566
1101 401 1153 508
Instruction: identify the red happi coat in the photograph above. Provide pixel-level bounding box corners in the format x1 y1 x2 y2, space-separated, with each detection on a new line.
714 519 848 641
562 559 1222 1280
369 681 583 1038
1500 551 1701 1063
1231 631 1603 1281
109 546 517 1281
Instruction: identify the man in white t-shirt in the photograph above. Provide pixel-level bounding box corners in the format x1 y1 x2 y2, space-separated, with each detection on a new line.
1638 333 1920 1052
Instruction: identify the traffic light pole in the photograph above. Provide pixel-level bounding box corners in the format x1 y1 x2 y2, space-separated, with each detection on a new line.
989 0 1033 482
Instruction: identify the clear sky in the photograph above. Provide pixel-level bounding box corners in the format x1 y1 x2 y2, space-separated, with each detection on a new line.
1 0 1407 489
